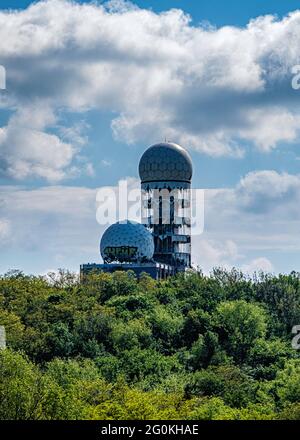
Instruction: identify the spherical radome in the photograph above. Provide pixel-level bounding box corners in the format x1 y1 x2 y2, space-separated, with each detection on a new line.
100 220 154 263
139 142 193 183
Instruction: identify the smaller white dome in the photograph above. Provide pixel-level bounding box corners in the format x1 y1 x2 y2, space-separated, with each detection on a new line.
100 220 154 263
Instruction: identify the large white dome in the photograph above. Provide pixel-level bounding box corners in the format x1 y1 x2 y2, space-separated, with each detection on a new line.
100 220 154 263
139 142 193 183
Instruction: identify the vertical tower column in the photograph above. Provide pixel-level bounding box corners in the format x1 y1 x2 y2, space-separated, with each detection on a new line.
139 142 193 271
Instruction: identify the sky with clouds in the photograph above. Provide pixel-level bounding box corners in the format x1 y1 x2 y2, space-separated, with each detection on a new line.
1 0 300 275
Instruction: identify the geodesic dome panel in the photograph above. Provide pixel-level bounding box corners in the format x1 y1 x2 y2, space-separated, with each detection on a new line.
100 220 154 263
139 142 193 183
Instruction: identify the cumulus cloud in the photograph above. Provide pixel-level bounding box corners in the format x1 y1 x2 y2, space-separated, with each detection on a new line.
0 218 11 243
2 1 300 274
204 169 300 221
0 185 100 272
192 238 240 273
192 236 274 275
236 170 300 213
0 105 74 181
196 169 300 272
1 0 300 180
0 178 141 273
1 169 300 273
242 257 274 274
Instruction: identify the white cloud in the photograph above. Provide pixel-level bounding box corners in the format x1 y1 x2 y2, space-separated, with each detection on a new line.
196 169 300 272
234 170 300 217
0 185 99 254
192 236 274 275
0 218 11 243
0 127 73 182
238 109 300 152
242 257 274 274
1 169 300 274
0 104 75 181
2 1 300 274
0 178 141 273
192 237 240 273
1 0 300 180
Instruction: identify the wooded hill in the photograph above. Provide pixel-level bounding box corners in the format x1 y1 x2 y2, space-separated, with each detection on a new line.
0 268 299 420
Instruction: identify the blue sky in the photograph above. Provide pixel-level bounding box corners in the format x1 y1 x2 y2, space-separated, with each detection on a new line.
1 0 300 275
3 0 300 27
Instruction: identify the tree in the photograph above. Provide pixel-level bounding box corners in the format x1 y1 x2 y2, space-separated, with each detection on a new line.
185 365 258 408
188 397 236 420
273 360 300 405
0 309 24 349
0 268 298 420
0 350 46 419
213 300 267 361
247 338 291 379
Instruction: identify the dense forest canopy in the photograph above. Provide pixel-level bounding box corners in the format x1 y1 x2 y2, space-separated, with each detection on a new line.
0 268 300 420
